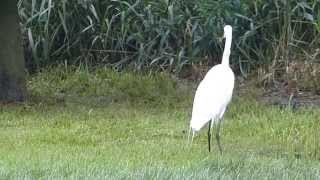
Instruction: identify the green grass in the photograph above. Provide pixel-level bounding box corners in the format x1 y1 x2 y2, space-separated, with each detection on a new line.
1 67 320 179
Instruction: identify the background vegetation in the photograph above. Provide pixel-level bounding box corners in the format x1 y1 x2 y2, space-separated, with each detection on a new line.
18 0 320 76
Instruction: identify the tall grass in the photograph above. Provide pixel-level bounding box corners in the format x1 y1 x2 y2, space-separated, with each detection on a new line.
18 0 320 75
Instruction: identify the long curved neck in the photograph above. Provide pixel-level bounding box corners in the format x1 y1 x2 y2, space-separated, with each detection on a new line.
221 34 232 66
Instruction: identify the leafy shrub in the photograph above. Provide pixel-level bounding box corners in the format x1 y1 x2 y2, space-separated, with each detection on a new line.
19 0 320 76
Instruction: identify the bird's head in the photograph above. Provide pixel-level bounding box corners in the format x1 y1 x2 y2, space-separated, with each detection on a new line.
223 25 232 39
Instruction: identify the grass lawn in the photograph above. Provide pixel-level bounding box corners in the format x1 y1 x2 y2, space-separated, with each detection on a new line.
0 67 320 179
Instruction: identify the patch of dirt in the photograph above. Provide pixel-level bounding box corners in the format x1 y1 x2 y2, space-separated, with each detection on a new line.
260 89 320 108
236 77 320 109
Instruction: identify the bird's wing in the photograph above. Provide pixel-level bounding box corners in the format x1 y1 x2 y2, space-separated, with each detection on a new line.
190 65 234 130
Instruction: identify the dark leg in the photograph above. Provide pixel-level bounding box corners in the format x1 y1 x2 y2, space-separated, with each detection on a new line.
208 120 212 152
216 119 223 155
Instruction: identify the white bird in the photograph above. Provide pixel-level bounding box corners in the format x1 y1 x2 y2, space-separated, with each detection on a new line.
188 25 235 153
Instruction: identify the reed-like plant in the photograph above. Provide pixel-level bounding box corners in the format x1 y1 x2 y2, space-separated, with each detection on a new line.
18 0 320 75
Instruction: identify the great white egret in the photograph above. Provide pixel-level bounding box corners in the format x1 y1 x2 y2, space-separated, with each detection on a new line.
188 25 235 153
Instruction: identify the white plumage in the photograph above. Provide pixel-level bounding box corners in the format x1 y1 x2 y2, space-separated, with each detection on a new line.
189 25 235 153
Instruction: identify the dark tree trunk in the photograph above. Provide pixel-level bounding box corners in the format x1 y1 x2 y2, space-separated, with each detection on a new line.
0 0 26 102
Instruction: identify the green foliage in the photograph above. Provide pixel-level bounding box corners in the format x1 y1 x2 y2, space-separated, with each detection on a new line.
19 0 201 71
28 65 192 106
19 0 320 74
198 0 320 74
